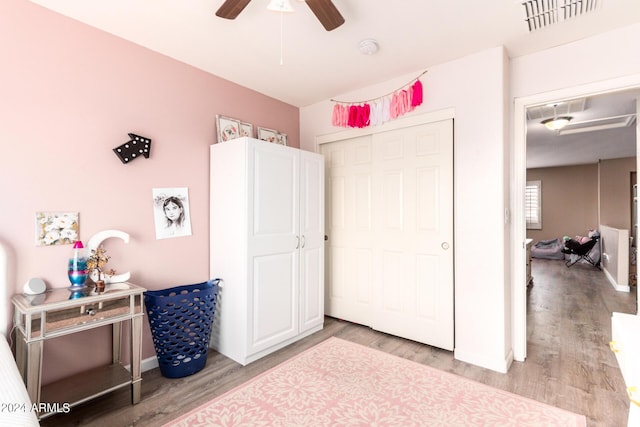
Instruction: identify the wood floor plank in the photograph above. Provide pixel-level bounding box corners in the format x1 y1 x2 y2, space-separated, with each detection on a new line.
40 258 636 427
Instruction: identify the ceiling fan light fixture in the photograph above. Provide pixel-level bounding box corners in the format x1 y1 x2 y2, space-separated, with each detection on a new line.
541 116 573 131
267 0 294 13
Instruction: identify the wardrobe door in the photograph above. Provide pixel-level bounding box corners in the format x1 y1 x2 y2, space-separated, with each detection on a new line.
247 142 300 354
299 150 325 333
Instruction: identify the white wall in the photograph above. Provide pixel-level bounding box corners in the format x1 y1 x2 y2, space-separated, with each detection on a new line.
600 224 630 291
511 23 640 100
301 46 512 372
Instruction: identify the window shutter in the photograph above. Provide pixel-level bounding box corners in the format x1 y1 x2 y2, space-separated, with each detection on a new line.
525 181 542 230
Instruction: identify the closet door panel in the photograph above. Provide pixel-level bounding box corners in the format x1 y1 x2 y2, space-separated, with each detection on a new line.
322 137 374 326
251 252 297 351
251 146 298 239
300 246 323 331
300 151 325 332
371 121 454 351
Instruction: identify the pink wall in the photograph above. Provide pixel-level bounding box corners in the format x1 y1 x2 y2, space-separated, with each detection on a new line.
0 0 299 383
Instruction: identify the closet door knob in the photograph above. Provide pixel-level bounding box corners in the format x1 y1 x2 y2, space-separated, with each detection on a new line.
301 235 306 248
441 242 450 250
296 235 300 249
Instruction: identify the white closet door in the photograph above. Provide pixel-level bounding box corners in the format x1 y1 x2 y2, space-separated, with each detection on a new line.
248 143 299 354
323 135 375 326
322 119 454 351
370 120 454 350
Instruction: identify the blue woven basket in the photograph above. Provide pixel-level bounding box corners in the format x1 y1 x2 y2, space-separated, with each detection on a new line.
144 279 220 378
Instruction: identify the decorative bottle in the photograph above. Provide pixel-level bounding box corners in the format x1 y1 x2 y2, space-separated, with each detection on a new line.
68 240 88 287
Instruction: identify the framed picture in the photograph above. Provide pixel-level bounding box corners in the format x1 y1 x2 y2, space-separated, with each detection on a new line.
239 122 253 138
152 187 193 240
276 133 287 146
35 211 79 246
216 115 241 143
257 127 278 143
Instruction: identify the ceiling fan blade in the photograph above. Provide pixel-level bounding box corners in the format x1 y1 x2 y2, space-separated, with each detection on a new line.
305 0 345 31
216 0 252 19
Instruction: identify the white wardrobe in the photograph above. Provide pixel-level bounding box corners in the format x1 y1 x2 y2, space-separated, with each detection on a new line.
209 137 324 365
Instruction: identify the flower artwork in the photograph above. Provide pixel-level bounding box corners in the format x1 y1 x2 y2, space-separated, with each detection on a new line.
35 212 79 246
240 122 253 138
257 127 278 143
221 122 238 141
216 115 241 143
257 127 287 145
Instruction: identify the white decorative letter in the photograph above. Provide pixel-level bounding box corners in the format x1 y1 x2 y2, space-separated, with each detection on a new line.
87 230 131 284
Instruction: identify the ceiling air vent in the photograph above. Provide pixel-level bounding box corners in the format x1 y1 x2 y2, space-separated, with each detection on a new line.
558 114 637 135
521 0 600 32
526 98 586 121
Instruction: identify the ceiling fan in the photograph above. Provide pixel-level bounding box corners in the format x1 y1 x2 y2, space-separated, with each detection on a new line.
215 0 345 31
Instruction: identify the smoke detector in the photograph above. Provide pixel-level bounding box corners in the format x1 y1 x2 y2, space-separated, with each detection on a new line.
358 39 379 55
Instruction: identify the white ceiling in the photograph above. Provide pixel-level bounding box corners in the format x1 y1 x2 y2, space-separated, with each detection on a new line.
27 0 640 167
526 89 638 168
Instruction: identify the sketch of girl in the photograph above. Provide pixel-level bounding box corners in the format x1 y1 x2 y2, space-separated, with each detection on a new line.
163 196 185 233
153 188 192 239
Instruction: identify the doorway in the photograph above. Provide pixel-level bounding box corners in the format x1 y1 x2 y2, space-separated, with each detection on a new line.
513 76 640 362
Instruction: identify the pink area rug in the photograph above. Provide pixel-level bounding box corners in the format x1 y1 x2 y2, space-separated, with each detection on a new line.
165 337 586 426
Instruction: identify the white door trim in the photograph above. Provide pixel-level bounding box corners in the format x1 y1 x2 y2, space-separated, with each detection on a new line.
315 108 455 149
512 73 640 362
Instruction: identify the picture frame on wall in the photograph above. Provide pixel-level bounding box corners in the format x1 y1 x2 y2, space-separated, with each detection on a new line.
216 115 241 143
152 187 193 240
35 211 79 246
239 122 253 138
257 127 278 143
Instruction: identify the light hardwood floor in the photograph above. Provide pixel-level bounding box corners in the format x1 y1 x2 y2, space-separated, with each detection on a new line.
41 258 636 426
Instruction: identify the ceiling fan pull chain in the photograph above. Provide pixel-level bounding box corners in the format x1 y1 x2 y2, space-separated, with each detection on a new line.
279 12 284 65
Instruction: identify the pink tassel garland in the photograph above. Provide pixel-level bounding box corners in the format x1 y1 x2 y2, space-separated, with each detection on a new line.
331 77 425 129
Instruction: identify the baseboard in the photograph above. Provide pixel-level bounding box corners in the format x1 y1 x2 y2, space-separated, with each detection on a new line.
124 356 159 373
134 326 324 372
240 325 323 365
454 347 513 374
141 355 159 372
604 267 630 293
